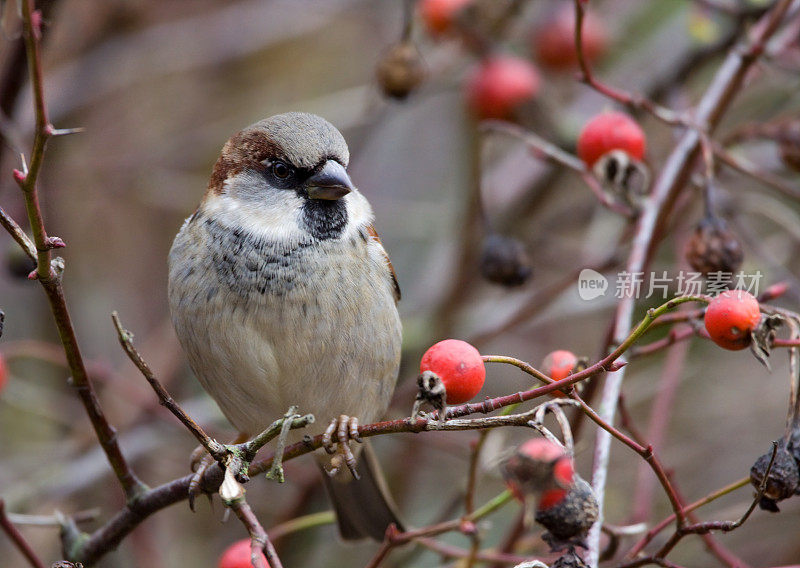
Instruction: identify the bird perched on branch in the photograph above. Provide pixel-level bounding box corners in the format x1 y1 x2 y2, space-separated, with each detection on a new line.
168 112 403 540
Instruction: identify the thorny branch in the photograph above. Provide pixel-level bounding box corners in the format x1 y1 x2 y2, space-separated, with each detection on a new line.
65 295 713 565
583 1 795 564
2 0 148 505
2 1 799 567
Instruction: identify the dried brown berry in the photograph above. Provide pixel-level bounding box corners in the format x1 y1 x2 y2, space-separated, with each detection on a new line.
535 474 598 551
685 217 743 276
376 42 425 100
778 120 800 172
479 234 532 287
750 441 800 511
551 551 590 568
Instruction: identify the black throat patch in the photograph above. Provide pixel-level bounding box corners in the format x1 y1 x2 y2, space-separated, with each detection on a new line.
300 199 348 240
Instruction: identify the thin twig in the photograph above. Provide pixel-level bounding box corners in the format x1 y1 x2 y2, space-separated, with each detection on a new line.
0 205 36 259
111 312 226 458
6 0 148 504
0 499 47 568
66 295 719 565
573 0 686 126
481 120 635 216
714 142 800 201
220 468 283 568
584 1 794 563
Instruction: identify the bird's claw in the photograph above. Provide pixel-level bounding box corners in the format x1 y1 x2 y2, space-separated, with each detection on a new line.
322 415 362 480
188 449 216 512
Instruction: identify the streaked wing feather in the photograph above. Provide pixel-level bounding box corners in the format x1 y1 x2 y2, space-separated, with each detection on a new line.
366 224 400 302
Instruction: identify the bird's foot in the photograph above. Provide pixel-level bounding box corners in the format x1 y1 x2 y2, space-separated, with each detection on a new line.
188 446 217 512
263 406 304 483
322 414 362 480
187 433 252 510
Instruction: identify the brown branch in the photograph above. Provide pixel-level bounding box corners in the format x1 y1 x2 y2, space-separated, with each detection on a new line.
111 312 227 458
573 0 686 126
480 120 636 216
5 0 147 505
631 341 691 524
0 206 36 260
61 292 730 565
622 446 777 567
219 468 283 568
415 537 529 565
585 1 795 563
713 142 800 201
0 499 47 568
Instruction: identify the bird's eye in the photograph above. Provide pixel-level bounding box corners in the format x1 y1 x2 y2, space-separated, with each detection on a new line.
271 161 291 179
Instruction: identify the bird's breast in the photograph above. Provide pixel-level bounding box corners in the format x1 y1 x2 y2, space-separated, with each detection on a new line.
167 212 401 434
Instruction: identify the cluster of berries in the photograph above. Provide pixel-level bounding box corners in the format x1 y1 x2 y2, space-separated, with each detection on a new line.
377 0 608 118
503 438 598 553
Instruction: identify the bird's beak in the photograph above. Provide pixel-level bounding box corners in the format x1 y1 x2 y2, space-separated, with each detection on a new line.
305 160 354 200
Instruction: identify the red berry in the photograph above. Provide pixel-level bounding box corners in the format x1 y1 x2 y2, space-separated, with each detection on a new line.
533 7 608 71
542 349 578 397
503 438 574 509
704 290 761 351
539 486 569 510
420 339 485 404
465 56 540 120
0 353 6 393
577 111 646 168
419 0 472 36
218 539 266 568
543 350 578 381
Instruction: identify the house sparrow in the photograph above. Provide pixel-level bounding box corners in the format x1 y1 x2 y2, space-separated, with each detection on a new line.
168 112 403 540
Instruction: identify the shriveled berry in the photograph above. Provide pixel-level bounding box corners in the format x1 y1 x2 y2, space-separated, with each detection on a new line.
577 111 646 168
533 6 607 71
420 339 485 404
750 442 800 511
376 42 425 100
465 56 540 120
218 538 266 568
535 474 598 551
502 438 574 509
704 290 761 351
551 551 591 568
479 234 532 287
685 217 743 276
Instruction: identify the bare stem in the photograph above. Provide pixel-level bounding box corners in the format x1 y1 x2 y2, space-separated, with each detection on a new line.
111 312 227 458
8 0 147 505
0 499 47 568
585 1 794 563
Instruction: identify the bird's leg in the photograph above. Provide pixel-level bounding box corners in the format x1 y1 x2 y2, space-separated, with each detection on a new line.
322 415 362 480
264 406 303 483
187 432 249 511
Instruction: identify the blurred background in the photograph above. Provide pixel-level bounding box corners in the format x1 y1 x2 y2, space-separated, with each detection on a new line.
1 0 799 566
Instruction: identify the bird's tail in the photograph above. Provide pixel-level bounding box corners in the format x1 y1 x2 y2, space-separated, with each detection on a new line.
320 442 404 541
